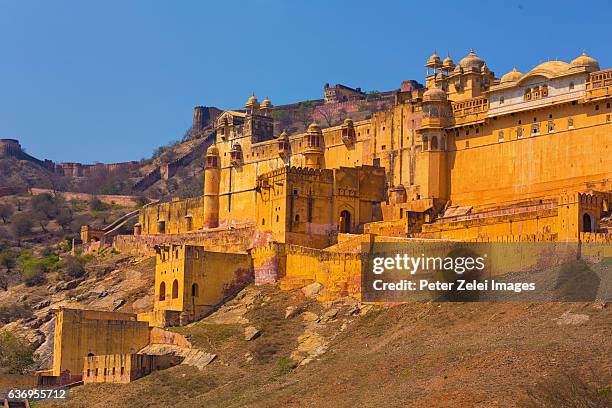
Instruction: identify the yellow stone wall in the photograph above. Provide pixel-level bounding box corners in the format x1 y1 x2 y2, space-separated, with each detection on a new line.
52 308 150 377
154 244 252 321
446 103 612 207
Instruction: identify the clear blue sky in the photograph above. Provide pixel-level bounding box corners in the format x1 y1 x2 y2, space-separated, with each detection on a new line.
1 0 610 163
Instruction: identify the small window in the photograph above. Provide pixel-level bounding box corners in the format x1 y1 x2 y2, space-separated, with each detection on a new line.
569 82 574 90
499 96 505 104
518 119 522 125
295 214 300 223
261 218 265 225
293 189 298 195
531 124 540 135
498 131 504 142
607 102 611 109
276 214 279 222
517 127 523 138
607 114 611 123
548 121 555 133
595 105 599 111
568 118 574 129
475 128 479 134
381 145 386 150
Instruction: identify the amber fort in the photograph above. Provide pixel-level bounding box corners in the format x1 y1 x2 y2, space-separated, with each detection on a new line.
36 49 611 385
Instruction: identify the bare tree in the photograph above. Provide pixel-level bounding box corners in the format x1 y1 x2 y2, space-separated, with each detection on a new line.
294 101 315 131
315 105 335 128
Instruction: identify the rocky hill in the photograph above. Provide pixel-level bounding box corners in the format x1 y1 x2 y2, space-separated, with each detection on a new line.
0 240 609 407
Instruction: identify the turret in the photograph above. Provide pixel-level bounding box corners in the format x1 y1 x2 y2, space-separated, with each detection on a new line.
203 144 221 228
415 86 451 200
260 97 273 116
303 122 324 169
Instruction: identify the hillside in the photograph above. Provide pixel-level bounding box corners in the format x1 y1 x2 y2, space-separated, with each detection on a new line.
36 282 610 407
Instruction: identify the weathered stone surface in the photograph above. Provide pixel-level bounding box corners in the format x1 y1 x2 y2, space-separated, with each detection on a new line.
321 308 339 322
244 326 260 341
112 299 126 310
285 306 303 319
554 311 590 325
302 282 323 298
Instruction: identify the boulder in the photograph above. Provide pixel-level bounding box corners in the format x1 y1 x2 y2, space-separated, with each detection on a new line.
302 282 323 298
244 326 261 341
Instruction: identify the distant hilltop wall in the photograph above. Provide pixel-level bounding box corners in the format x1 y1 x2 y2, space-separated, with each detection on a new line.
1 138 139 177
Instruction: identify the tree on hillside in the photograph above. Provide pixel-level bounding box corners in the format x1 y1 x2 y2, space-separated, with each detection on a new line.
10 214 33 245
56 207 73 232
295 101 315 131
0 247 17 274
0 331 36 374
0 203 14 224
316 106 335 127
30 193 58 219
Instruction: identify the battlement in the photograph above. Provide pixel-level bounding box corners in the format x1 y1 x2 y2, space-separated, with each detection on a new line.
558 191 601 210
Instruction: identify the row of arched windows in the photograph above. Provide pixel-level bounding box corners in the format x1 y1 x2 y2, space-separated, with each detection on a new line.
159 281 199 301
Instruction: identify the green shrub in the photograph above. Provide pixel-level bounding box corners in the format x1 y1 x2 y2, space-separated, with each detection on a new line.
60 256 86 280
0 246 17 272
277 356 296 376
0 331 36 374
89 197 109 212
10 213 33 240
21 260 46 286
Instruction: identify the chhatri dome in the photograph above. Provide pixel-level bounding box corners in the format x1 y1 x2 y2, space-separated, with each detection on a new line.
442 55 455 70
422 86 447 102
260 96 273 109
500 67 524 83
425 52 442 67
307 122 322 133
244 94 260 109
571 51 600 71
206 144 219 156
457 49 486 70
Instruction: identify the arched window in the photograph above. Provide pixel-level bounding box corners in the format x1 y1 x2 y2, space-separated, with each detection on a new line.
499 96 505 104
548 121 555 133
159 282 166 301
567 118 574 129
517 127 523 138
339 210 352 233
88 353 95 357
295 214 300 223
191 283 199 298
431 136 439 150
422 136 428 152
498 131 504 142
582 213 593 233
569 82 574 91
172 280 179 299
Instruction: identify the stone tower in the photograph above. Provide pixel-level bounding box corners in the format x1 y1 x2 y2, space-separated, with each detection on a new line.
303 122 324 169
193 106 208 132
203 144 221 228
415 86 452 200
